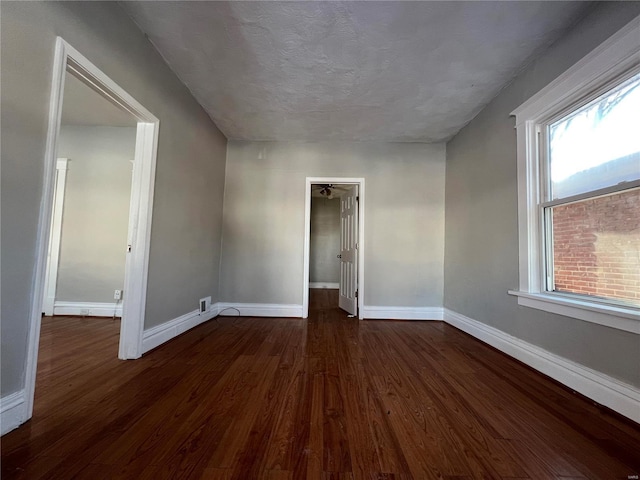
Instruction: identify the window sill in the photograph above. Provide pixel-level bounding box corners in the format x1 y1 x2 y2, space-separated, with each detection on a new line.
507 290 640 334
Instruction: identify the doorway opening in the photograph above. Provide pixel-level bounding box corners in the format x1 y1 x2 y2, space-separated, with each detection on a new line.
42 72 137 320
24 38 159 421
303 178 365 319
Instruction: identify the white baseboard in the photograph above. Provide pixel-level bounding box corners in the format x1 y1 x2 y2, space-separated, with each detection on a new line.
142 303 219 354
363 306 444 320
53 301 123 317
309 282 339 289
1 390 27 436
217 303 303 318
443 308 640 424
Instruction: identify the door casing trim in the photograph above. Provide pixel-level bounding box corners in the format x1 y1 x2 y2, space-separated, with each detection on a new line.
24 37 159 422
303 177 365 319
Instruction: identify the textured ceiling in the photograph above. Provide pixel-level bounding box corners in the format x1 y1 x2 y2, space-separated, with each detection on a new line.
121 1 590 142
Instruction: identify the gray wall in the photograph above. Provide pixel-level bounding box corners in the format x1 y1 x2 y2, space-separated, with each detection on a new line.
56 126 135 303
310 197 340 284
220 141 446 307
1 2 227 397
444 2 640 387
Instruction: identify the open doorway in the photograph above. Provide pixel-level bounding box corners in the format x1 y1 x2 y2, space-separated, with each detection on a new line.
23 38 159 421
309 187 342 292
42 70 137 320
303 178 365 319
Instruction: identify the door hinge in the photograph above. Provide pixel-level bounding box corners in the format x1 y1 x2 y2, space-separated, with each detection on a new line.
355 290 358 298
355 243 358 249
356 196 359 202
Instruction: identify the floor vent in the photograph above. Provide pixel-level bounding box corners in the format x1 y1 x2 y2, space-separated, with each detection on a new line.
199 296 211 314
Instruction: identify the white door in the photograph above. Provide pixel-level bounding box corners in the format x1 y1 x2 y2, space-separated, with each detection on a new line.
339 185 358 315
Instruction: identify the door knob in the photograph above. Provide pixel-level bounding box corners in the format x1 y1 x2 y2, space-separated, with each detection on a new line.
337 254 342 258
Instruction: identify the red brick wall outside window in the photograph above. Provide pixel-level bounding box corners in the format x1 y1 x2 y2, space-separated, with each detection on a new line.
551 188 640 306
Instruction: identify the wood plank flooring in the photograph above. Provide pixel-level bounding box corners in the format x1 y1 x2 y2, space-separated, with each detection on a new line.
2 289 639 479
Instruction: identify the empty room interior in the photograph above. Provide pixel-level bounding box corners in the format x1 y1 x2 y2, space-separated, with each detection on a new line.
1 1 639 479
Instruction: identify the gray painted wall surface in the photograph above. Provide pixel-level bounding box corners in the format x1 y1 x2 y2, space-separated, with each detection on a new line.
1 2 227 397
444 2 640 387
310 197 340 284
221 141 446 307
56 126 135 303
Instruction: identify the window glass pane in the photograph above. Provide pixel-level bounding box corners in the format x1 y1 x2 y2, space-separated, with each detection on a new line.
548 72 640 200
550 188 640 307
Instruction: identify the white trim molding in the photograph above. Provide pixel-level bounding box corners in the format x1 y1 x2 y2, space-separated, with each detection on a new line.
444 309 640 424
508 291 640 334
24 37 160 425
511 15 640 124
142 303 220 354
142 302 304 354
217 303 303 318
1 390 27 436
510 14 640 333
53 301 124 317
363 306 444 321
42 158 69 316
303 177 365 320
309 282 339 289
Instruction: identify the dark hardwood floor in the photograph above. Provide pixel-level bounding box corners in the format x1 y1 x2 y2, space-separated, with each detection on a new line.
2 289 639 479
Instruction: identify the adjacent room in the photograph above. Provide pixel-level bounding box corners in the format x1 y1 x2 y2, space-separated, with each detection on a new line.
1 1 639 479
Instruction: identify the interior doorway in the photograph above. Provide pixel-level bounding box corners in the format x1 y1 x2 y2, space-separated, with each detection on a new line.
42 71 137 320
303 178 365 319
24 38 159 421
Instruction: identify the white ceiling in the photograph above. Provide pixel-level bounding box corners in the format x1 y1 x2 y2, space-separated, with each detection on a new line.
61 71 137 127
121 1 590 143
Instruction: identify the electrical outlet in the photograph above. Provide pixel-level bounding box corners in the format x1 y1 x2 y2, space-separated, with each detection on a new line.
114 289 122 300
81 309 91 315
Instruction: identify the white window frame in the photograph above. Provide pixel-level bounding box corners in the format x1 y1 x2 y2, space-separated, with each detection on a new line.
509 15 640 335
